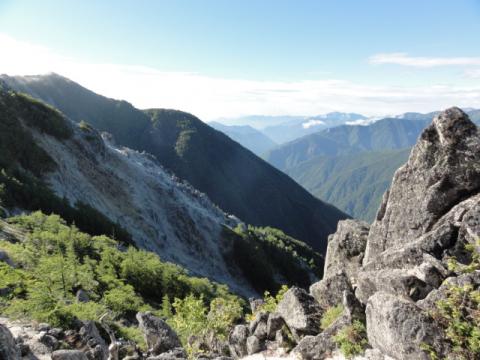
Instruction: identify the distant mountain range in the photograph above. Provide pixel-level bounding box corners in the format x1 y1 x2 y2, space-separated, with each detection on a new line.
260 112 368 144
214 112 367 144
1 73 347 253
267 112 480 221
265 117 431 170
208 122 277 156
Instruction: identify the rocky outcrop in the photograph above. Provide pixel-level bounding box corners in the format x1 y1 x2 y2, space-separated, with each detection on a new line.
309 271 353 309
276 288 322 339
51 350 88 360
228 325 249 358
291 108 480 360
323 219 369 282
366 292 445 360
136 313 182 356
364 107 480 264
0 323 20 360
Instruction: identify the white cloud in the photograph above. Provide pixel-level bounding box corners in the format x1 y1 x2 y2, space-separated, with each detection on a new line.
465 68 480 78
369 52 480 68
1 33 480 120
302 119 326 129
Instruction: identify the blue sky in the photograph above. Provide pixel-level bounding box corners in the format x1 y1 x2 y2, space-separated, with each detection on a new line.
1 0 480 119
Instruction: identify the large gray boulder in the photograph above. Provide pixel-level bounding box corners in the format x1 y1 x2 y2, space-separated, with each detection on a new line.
364 107 480 264
136 312 182 356
79 321 108 360
0 323 19 360
52 350 89 360
366 292 445 360
309 271 353 309
228 324 249 359
323 219 369 282
356 268 432 304
276 287 322 339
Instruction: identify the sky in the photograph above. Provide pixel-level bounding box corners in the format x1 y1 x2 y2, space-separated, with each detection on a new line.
0 0 480 120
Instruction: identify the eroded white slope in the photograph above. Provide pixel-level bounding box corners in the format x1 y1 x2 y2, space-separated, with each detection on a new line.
29 121 254 296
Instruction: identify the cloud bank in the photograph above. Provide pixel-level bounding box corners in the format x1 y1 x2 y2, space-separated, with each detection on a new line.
369 53 480 68
1 34 479 120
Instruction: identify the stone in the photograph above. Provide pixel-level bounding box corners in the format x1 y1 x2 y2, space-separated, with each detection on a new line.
136 312 181 356
0 250 14 267
246 336 262 355
366 292 445 360
248 312 268 340
146 347 187 360
364 108 480 264
309 271 353 309
76 289 90 303
39 332 59 350
356 268 432 304
51 350 89 360
323 219 369 282
417 271 480 312
0 323 20 360
228 325 249 359
265 313 284 340
276 287 322 339
79 321 108 360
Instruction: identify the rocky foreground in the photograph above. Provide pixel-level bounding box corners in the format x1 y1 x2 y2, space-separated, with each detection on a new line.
1 107 479 359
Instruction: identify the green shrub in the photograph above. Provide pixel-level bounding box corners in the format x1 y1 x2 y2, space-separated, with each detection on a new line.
426 239 480 359
321 304 344 330
1 211 242 341
115 325 147 351
247 285 288 321
333 320 368 358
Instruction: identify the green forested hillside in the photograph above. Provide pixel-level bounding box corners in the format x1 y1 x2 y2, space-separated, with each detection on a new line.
1 74 347 253
286 149 411 222
266 118 430 170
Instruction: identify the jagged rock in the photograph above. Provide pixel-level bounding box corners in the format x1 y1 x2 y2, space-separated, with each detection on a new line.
37 323 50 332
228 324 249 359
364 348 396 360
356 268 432 304
364 108 480 264
248 312 268 340
48 328 64 339
136 312 182 356
366 292 445 359
52 350 89 360
0 323 20 360
276 287 322 339
76 289 90 303
309 271 353 309
246 336 262 355
39 332 60 350
417 271 480 312
79 321 108 360
265 313 284 340
146 347 187 360
293 290 364 360
323 219 369 282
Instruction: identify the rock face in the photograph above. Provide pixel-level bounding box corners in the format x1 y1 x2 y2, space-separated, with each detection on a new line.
297 108 480 360
51 350 88 360
366 292 444 360
364 107 480 264
0 323 20 360
276 287 322 339
323 219 369 282
136 313 182 356
228 325 249 358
